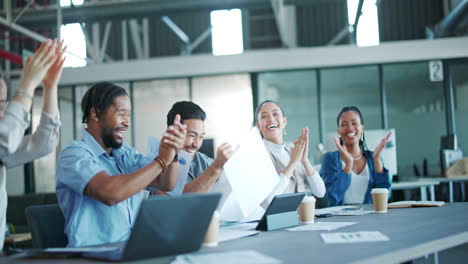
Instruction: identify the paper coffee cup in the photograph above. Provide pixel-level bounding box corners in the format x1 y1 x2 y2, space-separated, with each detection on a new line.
299 196 316 224
371 188 389 213
203 211 220 247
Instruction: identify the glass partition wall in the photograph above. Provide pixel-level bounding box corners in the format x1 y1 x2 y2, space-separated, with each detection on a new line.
384 62 445 179
451 61 468 156
12 58 467 194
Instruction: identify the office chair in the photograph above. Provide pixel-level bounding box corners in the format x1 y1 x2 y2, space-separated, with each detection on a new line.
25 204 68 248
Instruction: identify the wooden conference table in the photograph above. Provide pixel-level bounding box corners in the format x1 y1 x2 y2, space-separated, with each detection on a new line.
3 203 468 264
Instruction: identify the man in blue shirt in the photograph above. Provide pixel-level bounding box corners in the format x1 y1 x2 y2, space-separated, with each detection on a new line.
56 82 186 247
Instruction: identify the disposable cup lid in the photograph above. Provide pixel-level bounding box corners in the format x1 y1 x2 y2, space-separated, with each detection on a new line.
212 210 221 218
302 196 316 203
371 188 389 194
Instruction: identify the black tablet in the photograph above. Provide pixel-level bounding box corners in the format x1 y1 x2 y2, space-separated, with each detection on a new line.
256 192 306 231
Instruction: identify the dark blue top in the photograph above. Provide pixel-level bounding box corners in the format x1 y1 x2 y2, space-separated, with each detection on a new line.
321 151 391 206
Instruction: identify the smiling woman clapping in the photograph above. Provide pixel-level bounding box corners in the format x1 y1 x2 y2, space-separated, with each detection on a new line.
255 100 325 209
320 106 392 207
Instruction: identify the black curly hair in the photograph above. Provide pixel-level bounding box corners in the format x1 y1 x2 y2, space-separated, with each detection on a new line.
81 82 128 124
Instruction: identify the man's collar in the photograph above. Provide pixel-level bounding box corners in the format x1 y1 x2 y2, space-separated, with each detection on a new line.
82 129 107 157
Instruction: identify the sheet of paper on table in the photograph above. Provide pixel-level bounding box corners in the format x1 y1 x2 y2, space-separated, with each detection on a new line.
315 205 374 216
388 200 445 208
321 231 390 244
286 222 357 232
171 250 282 264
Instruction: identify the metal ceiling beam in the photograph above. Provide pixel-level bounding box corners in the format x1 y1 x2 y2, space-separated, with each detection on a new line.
0 16 47 42
12 0 277 26
437 0 468 36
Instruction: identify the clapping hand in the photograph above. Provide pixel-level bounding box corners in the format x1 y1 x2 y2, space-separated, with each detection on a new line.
291 134 306 165
21 39 57 93
333 136 353 166
373 132 391 173
43 39 67 89
159 114 187 164
213 143 233 169
373 132 391 161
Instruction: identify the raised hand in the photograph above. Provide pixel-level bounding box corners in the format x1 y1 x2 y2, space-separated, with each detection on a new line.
373 132 391 161
43 39 66 89
301 127 310 163
159 114 187 164
281 134 306 178
373 132 391 173
213 143 233 169
20 39 57 94
334 136 353 173
291 135 306 165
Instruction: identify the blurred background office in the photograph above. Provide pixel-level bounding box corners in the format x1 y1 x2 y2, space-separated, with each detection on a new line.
0 0 467 199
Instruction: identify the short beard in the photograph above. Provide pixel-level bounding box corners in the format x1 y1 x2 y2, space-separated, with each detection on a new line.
101 126 123 149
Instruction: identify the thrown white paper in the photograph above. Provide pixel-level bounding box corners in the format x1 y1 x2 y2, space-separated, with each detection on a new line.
171 250 282 264
286 222 357 232
220 127 280 221
210 172 232 210
321 231 390 244
219 229 260 242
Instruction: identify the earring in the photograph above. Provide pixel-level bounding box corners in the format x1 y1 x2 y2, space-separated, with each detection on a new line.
283 129 287 136
361 133 364 141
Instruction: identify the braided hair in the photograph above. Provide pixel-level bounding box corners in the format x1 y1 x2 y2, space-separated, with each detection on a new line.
81 82 128 124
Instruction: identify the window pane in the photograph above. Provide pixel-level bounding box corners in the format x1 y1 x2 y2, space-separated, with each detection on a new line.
385 62 445 179
258 70 321 163
192 74 253 154
32 89 56 193
452 62 468 155
58 87 74 151
322 65 381 139
74 85 89 138
133 79 189 155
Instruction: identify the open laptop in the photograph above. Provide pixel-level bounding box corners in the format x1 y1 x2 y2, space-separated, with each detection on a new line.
14 193 221 262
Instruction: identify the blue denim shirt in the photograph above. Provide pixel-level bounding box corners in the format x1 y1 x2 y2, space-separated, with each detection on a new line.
56 130 152 247
321 151 392 206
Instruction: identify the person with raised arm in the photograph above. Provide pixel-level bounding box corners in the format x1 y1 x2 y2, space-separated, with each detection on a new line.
255 100 325 208
56 82 186 247
321 106 391 206
0 39 64 252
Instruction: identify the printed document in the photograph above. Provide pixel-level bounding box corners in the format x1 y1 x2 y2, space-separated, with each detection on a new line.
321 231 390 244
